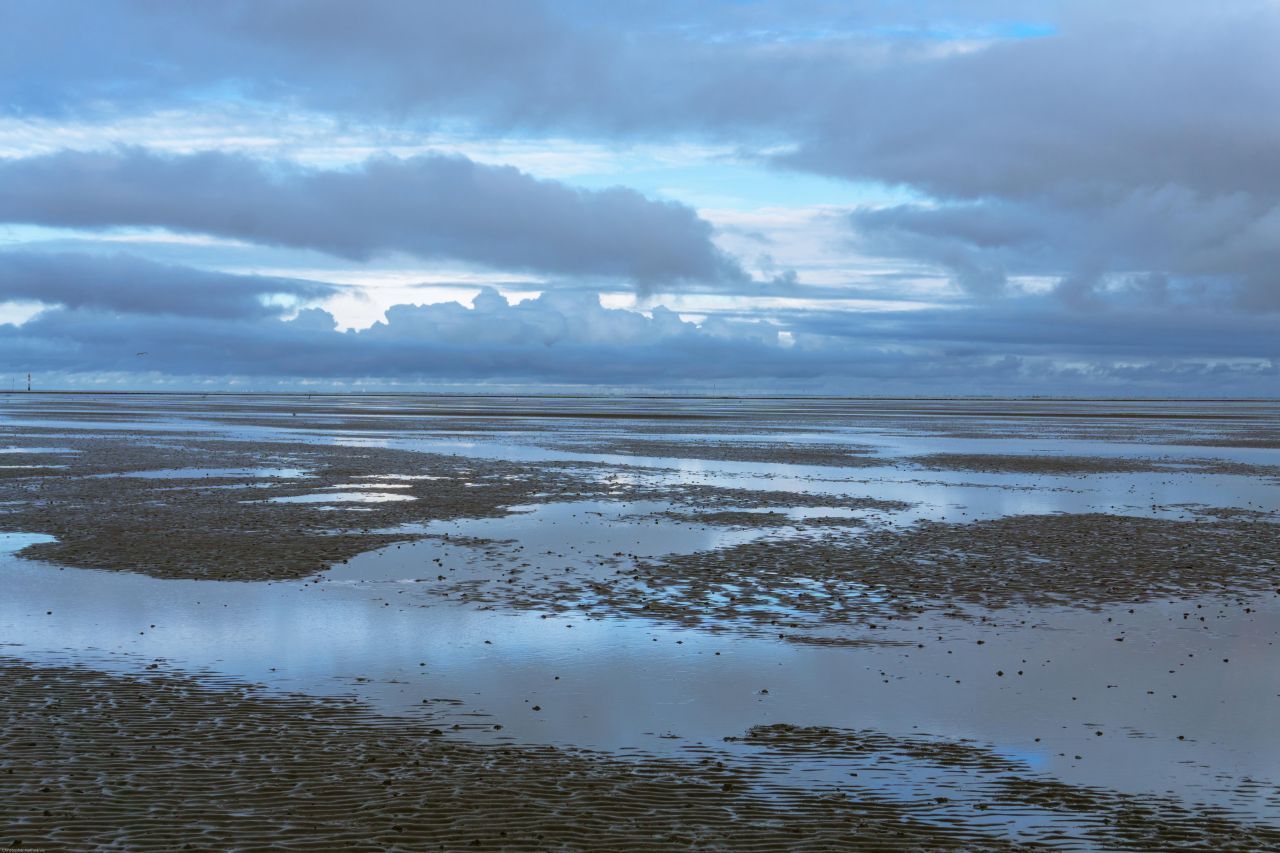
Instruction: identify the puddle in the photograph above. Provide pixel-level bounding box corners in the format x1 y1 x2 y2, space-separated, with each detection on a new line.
97 467 310 480
354 474 448 481
267 491 418 504
324 482 414 489
0 531 56 552
329 500 757 583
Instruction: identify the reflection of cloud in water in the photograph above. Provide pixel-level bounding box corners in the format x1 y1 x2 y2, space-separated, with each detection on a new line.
4 526 1278 823
268 491 417 504
2 395 1278 831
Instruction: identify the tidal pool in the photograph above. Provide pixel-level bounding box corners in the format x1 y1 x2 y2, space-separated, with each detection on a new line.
2 394 1278 839
3 505 1278 825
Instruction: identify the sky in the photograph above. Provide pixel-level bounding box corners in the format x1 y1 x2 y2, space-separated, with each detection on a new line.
0 0 1276 394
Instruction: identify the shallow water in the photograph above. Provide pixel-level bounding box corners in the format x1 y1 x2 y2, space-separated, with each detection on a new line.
4 508 1279 823
6 393 1278 524
97 466 310 480
2 394 1279 832
267 491 418 504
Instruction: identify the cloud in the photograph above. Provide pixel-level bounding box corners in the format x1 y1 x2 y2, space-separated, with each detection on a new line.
0 148 744 287
786 3 1280 305
1 259 1274 394
784 3 1280 199
0 284 795 385
788 298 1280 363
2 1 1278 391
850 188 1280 308
0 1 1054 126
7 2 1275 312
0 251 334 318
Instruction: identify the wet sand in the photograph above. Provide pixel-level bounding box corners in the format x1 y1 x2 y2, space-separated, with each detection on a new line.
564 511 1280 638
905 452 1280 477
0 436 619 579
1 660 973 850
2 393 1278 848
549 437 886 467
5 660 1276 851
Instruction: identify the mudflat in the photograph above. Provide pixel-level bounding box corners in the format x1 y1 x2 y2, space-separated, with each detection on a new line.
2 393 1278 849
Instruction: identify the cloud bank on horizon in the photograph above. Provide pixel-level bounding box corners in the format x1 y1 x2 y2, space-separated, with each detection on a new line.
0 0 1275 393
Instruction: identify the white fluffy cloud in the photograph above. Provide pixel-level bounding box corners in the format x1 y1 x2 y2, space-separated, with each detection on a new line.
1 256 1272 393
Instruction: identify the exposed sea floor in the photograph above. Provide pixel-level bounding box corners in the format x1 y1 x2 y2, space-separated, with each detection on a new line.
2 393 1279 849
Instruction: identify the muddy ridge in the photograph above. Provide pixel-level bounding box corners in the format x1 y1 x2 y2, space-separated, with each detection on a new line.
0 437 616 580
422 512 1280 641
907 453 1280 477
550 437 887 467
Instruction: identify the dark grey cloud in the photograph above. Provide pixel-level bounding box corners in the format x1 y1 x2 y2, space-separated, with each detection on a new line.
785 3 1280 199
0 1 1056 126
787 300 1280 363
791 3 1280 305
0 251 334 318
5 1 1272 184
6 1 1276 313
0 149 743 287
850 186 1280 308
0 1 580 121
